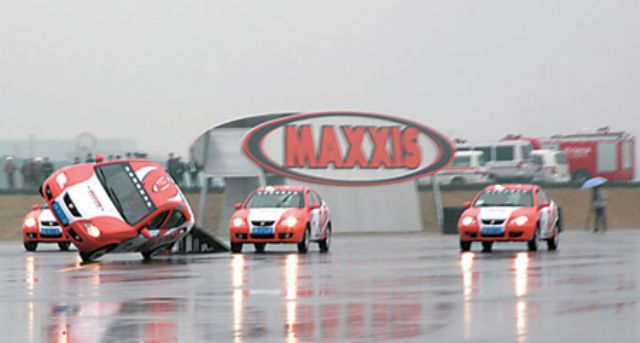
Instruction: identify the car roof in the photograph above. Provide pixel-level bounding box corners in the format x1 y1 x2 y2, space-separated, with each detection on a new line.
255 185 308 193
483 184 538 192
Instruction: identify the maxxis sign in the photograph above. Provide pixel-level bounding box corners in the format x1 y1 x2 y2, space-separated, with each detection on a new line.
242 111 455 186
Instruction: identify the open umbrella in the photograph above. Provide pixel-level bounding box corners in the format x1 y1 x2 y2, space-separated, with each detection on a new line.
581 176 607 190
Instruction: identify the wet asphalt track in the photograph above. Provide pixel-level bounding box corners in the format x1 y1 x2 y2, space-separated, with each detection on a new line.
2 231 640 342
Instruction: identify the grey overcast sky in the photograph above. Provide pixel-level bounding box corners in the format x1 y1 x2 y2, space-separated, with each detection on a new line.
1 0 639 157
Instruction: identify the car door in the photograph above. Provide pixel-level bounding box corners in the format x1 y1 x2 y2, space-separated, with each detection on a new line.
536 190 551 238
307 191 321 239
312 191 329 233
493 145 515 179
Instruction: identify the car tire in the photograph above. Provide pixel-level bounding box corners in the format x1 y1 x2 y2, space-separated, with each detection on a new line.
58 242 71 251
527 229 538 252
297 226 310 254
482 241 493 253
451 177 465 187
318 224 332 253
460 240 472 252
546 226 560 251
79 245 113 263
254 243 266 253
23 241 38 252
141 243 173 261
230 242 243 254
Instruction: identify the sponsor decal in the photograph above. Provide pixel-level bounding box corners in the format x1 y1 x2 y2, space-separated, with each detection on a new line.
564 147 592 158
152 176 173 193
87 186 105 212
242 112 454 186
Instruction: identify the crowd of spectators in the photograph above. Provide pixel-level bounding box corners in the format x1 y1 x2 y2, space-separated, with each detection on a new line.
4 156 54 190
2 152 206 191
166 153 202 188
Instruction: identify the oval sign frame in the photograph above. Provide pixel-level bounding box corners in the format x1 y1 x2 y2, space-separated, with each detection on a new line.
242 111 454 186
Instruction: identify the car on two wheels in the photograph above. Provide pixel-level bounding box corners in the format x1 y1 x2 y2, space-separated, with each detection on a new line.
229 185 332 254
40 159 194 262
22 203 72 252
458 184 560 252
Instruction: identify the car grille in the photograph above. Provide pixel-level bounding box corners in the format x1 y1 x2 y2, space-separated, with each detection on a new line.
481 219 505 225
40 220 60 227
251 221 275 227
250 234 275 239
63 193 82 217
481 232 505 238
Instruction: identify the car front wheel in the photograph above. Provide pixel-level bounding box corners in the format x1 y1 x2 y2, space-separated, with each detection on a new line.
79 245 112 263
24 241 38 252
460 240 472 252
230 242 243 253
58 242 71 251
527 229 538 252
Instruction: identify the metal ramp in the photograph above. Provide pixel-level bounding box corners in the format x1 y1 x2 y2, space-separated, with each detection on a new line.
177 227 229 253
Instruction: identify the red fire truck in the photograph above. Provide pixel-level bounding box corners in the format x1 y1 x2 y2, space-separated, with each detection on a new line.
504 128 635 183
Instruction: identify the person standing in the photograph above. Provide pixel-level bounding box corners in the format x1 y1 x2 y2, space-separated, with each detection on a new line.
4 156 17 190
166 153 177 181
174 157 185 187
188 160 200 188
592 185 607 232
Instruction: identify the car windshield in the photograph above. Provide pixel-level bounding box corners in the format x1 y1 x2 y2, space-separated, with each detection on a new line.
474 190 533 207
245 191 304 208
95 163 155 224
532 155 544 166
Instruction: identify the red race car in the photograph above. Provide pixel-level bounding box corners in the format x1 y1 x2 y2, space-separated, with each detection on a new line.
458 184 560 252
229 185 332 254
22 203 72 252
40 158 194 262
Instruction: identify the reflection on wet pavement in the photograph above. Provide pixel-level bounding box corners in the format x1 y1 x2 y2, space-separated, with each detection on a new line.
1 231 640 342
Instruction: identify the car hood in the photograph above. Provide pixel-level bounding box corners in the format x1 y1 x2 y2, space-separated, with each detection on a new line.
247 208 299 222
38 209 57 223
61 174 123 223
467 207 532 221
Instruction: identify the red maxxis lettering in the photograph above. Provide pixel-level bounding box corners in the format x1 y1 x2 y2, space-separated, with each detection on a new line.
243 111 454 186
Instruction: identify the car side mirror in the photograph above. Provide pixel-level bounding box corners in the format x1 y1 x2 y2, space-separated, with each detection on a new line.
539 201 550 208
463 201 471 209
234 203 242 210
32 204 41 211
310 203 321 210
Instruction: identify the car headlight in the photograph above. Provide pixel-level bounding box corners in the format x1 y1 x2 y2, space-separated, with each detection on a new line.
24 217 37 228
232 217 245 228
513 216 529 226
282 216 298 228
461 216 475 226
56 173 67 188
83 223 101 238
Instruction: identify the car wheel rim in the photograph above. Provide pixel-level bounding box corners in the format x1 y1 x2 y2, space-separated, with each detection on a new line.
327 230 331 248
305 230 310 247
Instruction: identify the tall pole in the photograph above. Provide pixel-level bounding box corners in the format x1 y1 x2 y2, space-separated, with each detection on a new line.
432 174 444 233
196 131 211 229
